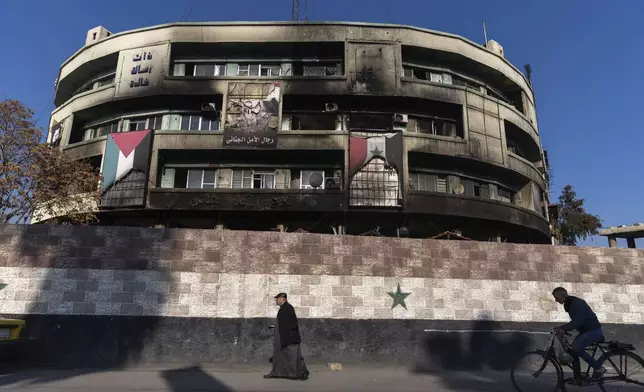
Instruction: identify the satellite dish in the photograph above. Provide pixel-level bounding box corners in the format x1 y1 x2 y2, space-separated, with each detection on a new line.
309 172 324 188
453 184 465 195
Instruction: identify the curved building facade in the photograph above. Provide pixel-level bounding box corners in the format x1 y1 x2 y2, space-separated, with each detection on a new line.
45 22 550 243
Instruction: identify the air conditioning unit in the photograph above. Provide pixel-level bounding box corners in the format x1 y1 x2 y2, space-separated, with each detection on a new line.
201 102 216 112
393 113 408 124
325 177 341 189
325 103 339 112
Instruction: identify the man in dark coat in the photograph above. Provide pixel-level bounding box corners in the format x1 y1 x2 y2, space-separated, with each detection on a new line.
264 293 309 380
552 287 606 381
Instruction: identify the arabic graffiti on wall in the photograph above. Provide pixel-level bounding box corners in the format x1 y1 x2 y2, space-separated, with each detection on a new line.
129 50 153 88
115 44 167 97
223 82 280 148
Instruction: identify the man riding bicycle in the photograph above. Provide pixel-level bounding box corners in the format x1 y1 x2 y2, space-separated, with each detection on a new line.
552 287 607 381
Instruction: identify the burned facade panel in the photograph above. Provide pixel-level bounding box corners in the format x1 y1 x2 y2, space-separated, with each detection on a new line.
224 82 281 147
50 22 549 243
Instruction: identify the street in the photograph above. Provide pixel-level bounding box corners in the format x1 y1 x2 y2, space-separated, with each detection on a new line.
0 365 519 392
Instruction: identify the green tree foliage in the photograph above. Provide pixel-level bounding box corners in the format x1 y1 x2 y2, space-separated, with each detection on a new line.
552 185 602 246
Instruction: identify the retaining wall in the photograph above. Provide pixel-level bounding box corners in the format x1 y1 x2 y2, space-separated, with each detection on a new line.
1 224 644 370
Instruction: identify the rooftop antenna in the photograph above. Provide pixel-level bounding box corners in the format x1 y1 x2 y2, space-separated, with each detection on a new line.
292 0 299 21
292 0 308 21
482 20 488 47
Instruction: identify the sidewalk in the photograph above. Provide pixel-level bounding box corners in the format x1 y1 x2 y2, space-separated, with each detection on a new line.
0 365 515 392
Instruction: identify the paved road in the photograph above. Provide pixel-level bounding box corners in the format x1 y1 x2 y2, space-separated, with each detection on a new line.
0 365 521 392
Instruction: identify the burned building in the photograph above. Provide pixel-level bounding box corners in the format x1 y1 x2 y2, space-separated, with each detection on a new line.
44 22 550 243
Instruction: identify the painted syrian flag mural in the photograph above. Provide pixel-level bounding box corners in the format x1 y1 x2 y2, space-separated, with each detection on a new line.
101 130 153 207
348 132 404 207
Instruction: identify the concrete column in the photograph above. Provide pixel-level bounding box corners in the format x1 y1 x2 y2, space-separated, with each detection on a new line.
627 238 637 249
608 236 617 248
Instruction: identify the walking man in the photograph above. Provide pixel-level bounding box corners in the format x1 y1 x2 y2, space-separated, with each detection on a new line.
264 292 309 380
552 287 606 381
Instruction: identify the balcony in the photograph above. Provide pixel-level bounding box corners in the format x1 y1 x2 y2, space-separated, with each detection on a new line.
507 153 546 188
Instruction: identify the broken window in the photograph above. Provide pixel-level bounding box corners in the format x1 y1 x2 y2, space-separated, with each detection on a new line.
409 117 433 134
436 120 457 137
408 116 460 138
253 172 275 189
348 114 392 130
73 72 116 96
349 158 401 207
186 169 217 189
128 119 147 131
286 113 338 130
413 68 428 80
466 179 490 199
498 187 512 203
260 64 281 76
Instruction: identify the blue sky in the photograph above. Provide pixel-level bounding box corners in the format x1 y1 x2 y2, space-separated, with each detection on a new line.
1 0 642 247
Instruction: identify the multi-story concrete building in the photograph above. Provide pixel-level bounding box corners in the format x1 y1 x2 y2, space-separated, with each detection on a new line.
45 22 550 243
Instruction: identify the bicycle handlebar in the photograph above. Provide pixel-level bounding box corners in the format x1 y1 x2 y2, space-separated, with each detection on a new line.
551 328 571 336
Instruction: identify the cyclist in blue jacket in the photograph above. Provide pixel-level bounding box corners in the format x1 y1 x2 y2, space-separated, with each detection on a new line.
552 287 607 380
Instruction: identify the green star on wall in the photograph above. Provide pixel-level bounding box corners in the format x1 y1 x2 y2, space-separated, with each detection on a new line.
388 283 411 310
0 284 6 291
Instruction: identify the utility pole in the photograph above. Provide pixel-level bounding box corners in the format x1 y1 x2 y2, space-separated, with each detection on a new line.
292 0 299 21
292 0 308 21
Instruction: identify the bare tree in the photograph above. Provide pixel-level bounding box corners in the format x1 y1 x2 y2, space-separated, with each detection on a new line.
0 99 101 224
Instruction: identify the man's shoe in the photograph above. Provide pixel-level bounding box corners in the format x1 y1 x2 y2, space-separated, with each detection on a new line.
593 366 607 379
263 374 276 379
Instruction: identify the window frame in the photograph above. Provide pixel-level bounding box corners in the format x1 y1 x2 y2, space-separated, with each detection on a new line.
300 170 326 189
252 171 276 189
259 64 282 77
186 169 217 189
180 114 219 131
237 64 251 76
192 63 226 77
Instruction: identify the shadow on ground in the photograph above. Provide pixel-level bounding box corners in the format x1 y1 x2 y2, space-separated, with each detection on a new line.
162 366 235 392
413 318 538 392
0 224 177 387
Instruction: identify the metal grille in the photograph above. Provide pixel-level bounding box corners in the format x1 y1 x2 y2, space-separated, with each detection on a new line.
349 158 401 207
101 171 147 207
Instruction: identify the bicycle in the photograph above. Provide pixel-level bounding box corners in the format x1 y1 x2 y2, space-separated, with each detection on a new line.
511 329 644 391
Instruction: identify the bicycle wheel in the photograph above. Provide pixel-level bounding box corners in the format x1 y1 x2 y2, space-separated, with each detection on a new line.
597 351 644 391
511 351 563 392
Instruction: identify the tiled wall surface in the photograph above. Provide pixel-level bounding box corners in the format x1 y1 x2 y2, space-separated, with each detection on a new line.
1 267 644 324
1 224 643 323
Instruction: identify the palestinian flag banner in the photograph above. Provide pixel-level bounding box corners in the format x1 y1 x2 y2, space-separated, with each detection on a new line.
101 130 153 192
349 132 403 176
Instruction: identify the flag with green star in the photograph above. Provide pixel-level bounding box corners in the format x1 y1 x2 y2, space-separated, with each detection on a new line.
388 283 411 310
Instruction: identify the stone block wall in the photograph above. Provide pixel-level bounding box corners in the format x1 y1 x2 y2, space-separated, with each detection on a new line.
1 224 644 368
